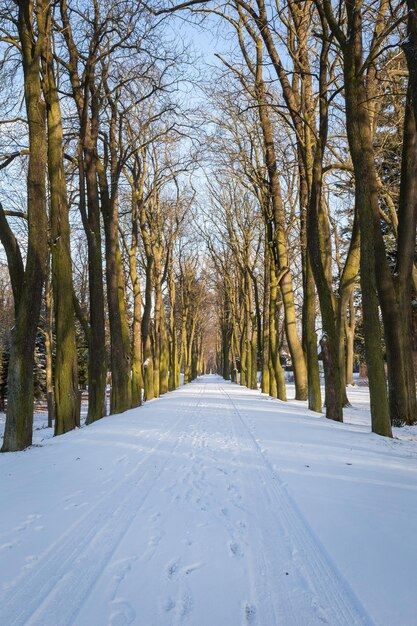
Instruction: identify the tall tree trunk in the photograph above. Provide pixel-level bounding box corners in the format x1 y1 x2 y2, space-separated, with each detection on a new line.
318 0 398 435
99 113 132 414
83 147 107 424
44 255 55 428
261 242 271 394
42 16 79 434
186 317 198 384
221 290 232 381
180 287 189 384
240 318 247 387
308 149 343 422
306 19 343 422
1 1 48 451
168 261 178 391
345 292 356 386
59 0 106 424
103 206 132 414
337 210 360 400
342 11 405 432
250 315 258 389
255 43 307 400
231 311 240 384
304 255 322 412
128 225 143 408
397 10 417 424
269 264 286 400
244 270 253 388
343 44 392 435
153 262 162 398
159 302 169 395
142 258 154 401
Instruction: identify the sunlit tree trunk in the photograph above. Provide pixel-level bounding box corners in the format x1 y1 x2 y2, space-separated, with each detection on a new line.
44 255 54 428
269 264 286 401
60 0 106 424
254 41 307 400
339 5 392 435
1 0 48 451
127 203 143 407
42 11 79 434
168 260 179 391
261 241 271 395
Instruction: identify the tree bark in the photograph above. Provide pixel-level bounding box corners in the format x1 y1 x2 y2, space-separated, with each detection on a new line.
254 42 307 400
41 10 79 434
1 0 48 451
341 11 392 436
60 0 107 424
261 241 271 394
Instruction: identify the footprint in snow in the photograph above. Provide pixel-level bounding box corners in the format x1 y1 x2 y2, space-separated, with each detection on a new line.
148 529 164 549
167 558 180 579
23 555 38 571
108 599 136 626
164 597 176 612
179 591 193 619
228 541 244 558
62 490 83 503
109 556 137 583
15 513 42 532
245 603 258 625
183 562 204 575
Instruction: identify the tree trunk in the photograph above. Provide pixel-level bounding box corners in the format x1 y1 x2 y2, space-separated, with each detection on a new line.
83 148 107 424
59 0 106 425
128 236 143 408
269 264 286 400
342 34 392 436
153 276 161 399
261 243 271 394
159 307 169 395
44 256 55 429
1 1 48 451
396 10 417 424
307 149 343 422
345 292 355 386
255 48 307 400
304 255 322 412
99 124 132 414
142 256 154 401
168 262 178 391
180 288 189 384
42 20 79 435
337 209 360 401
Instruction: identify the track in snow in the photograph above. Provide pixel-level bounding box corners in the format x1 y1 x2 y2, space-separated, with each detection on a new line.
216 382 371 626
0 376 372 626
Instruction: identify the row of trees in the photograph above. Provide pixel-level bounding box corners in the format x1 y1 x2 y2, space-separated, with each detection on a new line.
165 0 416 437
0 0 211 451
1 0 416 451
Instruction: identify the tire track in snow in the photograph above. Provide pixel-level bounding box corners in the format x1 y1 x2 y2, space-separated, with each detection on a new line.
0 382 207 626
218 382 372 626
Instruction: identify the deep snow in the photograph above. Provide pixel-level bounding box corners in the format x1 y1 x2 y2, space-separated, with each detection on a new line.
0 376 416 625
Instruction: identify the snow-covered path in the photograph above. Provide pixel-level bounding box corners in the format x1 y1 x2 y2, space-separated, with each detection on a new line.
1 375 416 626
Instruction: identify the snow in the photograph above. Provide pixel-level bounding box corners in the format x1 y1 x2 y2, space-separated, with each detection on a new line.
0 375 416 625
